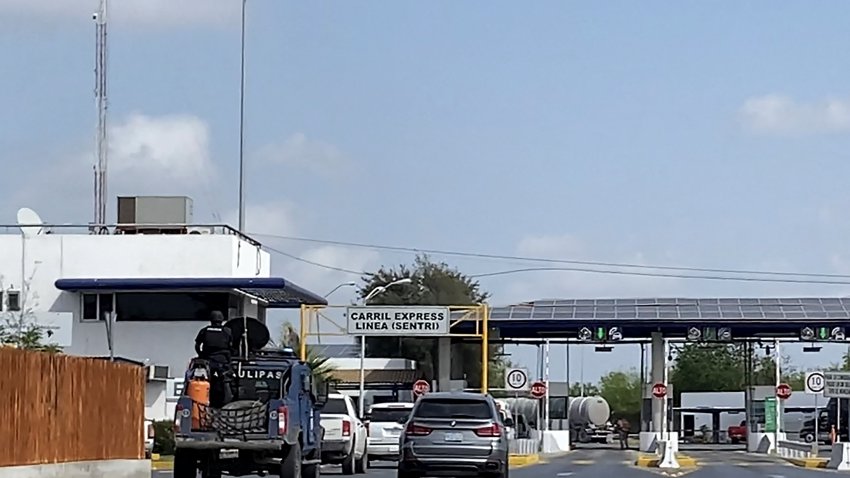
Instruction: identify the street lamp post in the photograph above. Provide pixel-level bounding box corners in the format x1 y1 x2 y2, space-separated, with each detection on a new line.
358 278 412 418
318 282 356 345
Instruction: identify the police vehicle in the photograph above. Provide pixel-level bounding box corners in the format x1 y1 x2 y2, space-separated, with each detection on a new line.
173 317 329 478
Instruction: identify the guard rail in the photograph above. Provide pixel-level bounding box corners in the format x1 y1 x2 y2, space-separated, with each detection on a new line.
509 430 541 455
776 440 817 459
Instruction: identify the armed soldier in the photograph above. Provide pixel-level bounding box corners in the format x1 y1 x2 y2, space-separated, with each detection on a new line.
194 310 233 406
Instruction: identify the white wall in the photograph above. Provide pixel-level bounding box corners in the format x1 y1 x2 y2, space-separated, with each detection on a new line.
145 381 168 421
328 358 416 370
0 233 271 374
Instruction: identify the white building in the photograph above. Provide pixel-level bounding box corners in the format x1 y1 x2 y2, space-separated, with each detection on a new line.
0 196 326 421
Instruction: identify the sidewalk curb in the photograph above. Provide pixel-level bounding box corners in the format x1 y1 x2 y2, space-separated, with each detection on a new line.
786 457 828 468
510 454 541 468
151 456 174 471
634 453 697 468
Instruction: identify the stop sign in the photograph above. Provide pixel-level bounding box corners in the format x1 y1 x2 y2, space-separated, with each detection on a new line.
652 383 668 399
776 383 792 400
530 381 547 399
413 379 430 396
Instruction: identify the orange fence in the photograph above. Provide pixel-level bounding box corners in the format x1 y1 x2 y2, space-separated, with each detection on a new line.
0 348 145 467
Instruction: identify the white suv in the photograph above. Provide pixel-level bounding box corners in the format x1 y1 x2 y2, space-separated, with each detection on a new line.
365 402 414 463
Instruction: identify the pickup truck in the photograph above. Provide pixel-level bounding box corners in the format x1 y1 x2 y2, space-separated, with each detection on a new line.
365 402 413 463
321 393 368 474
728 420 747 444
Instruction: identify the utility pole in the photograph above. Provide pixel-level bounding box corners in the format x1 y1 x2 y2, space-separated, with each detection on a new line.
237 0 247 231
93 0 109 230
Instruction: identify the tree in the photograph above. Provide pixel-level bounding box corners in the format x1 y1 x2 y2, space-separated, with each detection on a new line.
669 343 804 402
359 255 507 388
280 322 338 382
569 382 601 397
0 276 61 353
598 370 641 426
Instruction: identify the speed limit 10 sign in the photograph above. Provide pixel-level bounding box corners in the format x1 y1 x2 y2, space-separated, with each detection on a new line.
505 368 529 391
806 371 825 395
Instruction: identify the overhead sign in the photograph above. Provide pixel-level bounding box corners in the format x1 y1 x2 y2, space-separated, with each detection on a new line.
577 326 623 342
652 383 668 399
346 306 450 335
530 381 547 399
505 368 529 392
801 326 846 342
686 326 732 342
825 371 850 398
806 371 826 395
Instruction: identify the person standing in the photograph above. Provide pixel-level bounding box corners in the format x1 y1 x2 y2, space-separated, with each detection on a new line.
194 311 233 406
616 417 631 450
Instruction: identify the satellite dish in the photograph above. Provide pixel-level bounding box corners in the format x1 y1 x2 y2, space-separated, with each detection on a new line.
224 316 271 354
16 207 44 238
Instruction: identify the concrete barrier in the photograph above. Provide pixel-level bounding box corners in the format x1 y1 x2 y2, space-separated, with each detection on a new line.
0 459 150 478
776 440 816 459
827 442 850 470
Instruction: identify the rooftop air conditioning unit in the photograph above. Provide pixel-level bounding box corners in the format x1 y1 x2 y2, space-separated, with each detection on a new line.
187 226 213 235
116 196 193 234
147 364 170 381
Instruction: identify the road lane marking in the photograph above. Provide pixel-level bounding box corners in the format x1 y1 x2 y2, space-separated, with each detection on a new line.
556 473 574 477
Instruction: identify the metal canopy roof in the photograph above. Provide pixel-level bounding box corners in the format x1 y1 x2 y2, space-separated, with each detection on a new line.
54 277 327 308
484 298 850 339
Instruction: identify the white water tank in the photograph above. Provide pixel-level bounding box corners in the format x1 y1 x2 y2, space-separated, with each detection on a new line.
568 396 610 427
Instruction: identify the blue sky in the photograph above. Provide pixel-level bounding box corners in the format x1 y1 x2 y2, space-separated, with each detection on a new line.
3 0 850 383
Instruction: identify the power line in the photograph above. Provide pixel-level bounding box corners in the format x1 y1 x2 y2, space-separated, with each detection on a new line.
250 232 850 280
262 244 364 275
468 267 850 285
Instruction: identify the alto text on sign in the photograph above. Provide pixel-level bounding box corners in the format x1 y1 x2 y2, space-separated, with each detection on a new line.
346 306 450 335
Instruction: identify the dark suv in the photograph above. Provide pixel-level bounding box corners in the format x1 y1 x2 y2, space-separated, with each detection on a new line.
398 392 509 478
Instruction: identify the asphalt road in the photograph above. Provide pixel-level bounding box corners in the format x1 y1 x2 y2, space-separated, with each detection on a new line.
152 448 835 478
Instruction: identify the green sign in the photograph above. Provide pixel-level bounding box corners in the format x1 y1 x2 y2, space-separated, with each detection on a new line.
819 327 829 340
764 397 777 432
596 327 606 341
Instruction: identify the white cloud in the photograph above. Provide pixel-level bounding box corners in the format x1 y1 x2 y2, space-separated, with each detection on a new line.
739 94 850 135
110 113 213 181
497 234 685 303
0 0 240 28
224 202 298 238
257 133 350 178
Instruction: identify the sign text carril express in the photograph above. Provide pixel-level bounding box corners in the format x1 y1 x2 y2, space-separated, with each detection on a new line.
346 307 450 335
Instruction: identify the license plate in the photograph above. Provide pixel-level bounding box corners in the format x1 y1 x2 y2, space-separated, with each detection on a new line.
444 432 463 442
219 449 238 459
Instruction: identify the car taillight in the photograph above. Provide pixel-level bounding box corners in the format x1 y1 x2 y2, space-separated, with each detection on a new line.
405 423 432 436
474 424 501 437
342 420 351 437
173 404 184 433
278 406 289 435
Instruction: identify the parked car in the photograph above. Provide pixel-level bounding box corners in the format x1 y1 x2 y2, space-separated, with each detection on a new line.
321 393 369 474
398 392 509 478
365 402 414 463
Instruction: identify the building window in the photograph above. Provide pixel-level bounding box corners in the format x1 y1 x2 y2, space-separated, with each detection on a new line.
81 293 114 321
6 291 21 312
114 292 231 321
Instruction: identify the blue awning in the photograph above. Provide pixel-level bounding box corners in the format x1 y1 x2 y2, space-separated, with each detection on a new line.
54 277 327 308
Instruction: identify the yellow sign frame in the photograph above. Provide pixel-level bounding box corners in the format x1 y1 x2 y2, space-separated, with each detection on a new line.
299 304 490 393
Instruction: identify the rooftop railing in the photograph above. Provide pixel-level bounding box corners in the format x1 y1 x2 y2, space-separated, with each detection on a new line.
0 223 261 246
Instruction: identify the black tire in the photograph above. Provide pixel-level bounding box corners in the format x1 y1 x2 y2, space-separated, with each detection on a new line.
302 462 319 478
173 449 198 478
341 448 356 475
280 445 302 478
398 470 418 478
803 433 815 443
355 451 368 474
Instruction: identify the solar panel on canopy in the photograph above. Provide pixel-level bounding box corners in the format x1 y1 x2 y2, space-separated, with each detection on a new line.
487 298 850 321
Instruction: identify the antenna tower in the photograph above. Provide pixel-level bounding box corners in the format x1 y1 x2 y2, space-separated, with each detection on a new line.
93 0 109 230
